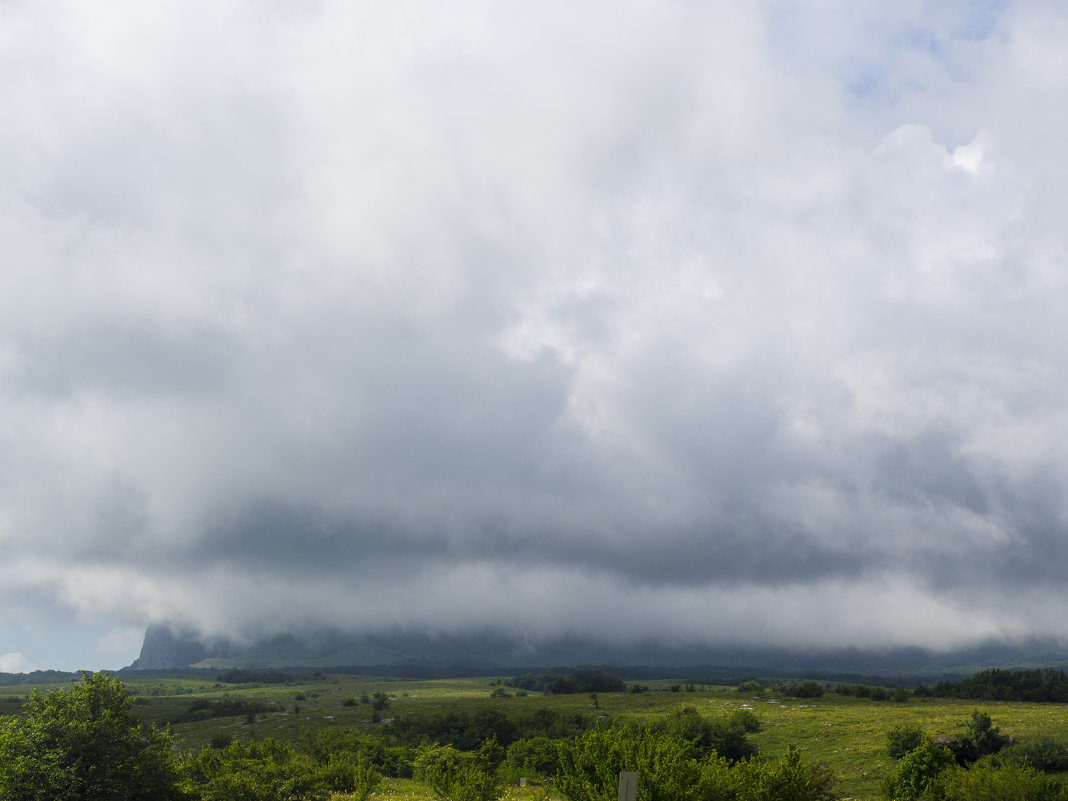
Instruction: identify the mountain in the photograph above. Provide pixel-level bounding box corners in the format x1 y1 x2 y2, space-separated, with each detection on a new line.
124 625 1068 678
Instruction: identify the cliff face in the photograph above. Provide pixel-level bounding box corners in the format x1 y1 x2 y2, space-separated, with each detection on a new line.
126 624 213 670
124 624 1068 675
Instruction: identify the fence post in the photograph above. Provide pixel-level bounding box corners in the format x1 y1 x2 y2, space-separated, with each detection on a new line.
618 771 637 801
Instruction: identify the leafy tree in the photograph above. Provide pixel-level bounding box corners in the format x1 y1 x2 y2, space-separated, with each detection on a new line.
920 669 1068 703
503 736 562 781
958 710 1011 759
317 753 380 800
0 671 182 801
933 758 1067 801
654 706 757 762
887 725 926 759
181 738 329 801
999 736 1068 773
416 740 503 801
556 725 703 801
881 735 954 801
371 691 391 711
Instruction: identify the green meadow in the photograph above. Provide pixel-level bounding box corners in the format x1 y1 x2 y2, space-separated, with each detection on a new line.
2 673 1066 800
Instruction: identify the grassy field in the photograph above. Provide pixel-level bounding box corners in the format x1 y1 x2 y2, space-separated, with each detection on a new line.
2 673 1066 800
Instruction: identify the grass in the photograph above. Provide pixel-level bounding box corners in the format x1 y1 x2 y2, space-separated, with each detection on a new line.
3 673 1067 800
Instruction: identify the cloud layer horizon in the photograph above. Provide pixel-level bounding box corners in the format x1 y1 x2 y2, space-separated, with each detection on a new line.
2 1 1067 669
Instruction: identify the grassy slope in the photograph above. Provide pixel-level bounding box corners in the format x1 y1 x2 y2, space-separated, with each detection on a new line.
3 674 1067 800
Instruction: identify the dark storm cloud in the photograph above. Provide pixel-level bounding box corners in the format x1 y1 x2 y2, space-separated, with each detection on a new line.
2 0 1068 669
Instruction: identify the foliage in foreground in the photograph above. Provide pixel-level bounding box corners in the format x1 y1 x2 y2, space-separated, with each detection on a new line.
415 739 504 801
182 735 381 801
0 672 182 801
555 724 836 801
882 717 1068 801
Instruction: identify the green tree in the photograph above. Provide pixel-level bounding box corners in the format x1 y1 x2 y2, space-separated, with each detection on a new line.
181 738 329 801
0 671 182 801
556 725 702 801
723 746 838 801
887 725 926 760
934 758 1066 801
959 710 1011 758
416 741 503 801
881 735 954 801
371 691 391 711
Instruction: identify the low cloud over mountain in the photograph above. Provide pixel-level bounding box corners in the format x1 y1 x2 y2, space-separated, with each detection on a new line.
2 2 1068 669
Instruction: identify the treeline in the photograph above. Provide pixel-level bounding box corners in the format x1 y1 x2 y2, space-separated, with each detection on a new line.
385 707 591 751
216 669 296 685
173 696 274 723
915 668 1068 702
507 668 626 694
0 670 80 686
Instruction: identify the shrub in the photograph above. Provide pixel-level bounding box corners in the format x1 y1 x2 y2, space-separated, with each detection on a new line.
727 709 762 733
728 744 839 801
0 672 182 801
653 706 757 762
934 758 1065 801
371 692 391 711
1000 736 1068 772
318 754 380 800
881 735 954 801
181 738 329 801
556 725 702 801
416 741 502 801
502 736 561 782
887 725 925 759
959 710 1011 758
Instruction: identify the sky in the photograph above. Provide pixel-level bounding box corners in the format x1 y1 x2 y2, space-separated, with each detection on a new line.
1 1 1067 672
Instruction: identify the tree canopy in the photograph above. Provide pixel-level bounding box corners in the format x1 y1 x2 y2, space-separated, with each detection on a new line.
0 671 182 801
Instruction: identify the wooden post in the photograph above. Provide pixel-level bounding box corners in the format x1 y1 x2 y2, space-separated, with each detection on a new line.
618 771 637 801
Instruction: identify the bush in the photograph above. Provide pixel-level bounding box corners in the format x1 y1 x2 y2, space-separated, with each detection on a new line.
416 741 502 801
726 744 839 801
934 758 1066 801
502 736 561 782
887 725 925 760
653 706 757 762
181 738 329 801
318 754 380 800
371 692 391 711
959 710 1011 759
727 709 762 733
0 672 182 801
881 735 954 801
556 725 702 801
796 681 826 698
1000 737 1068 772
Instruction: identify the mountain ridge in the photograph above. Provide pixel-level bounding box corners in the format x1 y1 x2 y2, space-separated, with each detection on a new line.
126 624 1068 678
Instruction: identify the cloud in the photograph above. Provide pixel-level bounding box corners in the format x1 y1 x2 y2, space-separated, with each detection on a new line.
0 653 38 674
1 1 1067 666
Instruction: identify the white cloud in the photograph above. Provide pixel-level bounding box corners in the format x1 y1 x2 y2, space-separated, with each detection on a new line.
1 1 1067 665
0 653 38 674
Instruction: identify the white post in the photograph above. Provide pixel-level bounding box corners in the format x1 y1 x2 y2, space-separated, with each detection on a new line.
618 771 638 801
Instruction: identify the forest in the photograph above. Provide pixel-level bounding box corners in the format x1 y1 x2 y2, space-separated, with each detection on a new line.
2 669 1068 800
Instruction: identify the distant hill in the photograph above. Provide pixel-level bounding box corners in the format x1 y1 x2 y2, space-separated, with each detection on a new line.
123 624 1068 680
